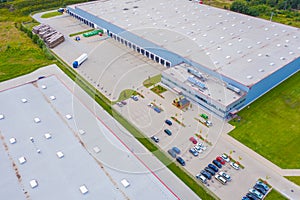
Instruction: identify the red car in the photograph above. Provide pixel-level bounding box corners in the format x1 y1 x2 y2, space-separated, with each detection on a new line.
189 137 197 144
216 156 226 165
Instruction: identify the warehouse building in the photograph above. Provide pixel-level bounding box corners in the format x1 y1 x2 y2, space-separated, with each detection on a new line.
66 0 300 118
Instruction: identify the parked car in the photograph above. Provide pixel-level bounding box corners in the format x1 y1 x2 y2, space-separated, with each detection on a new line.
131 95 138 101
176 156 185 166
242 197 251 200
221 153 230 162
150 136 159 143
121 101 127 105
165 119 172 125
216 156 226 165
189 136 197 144
246 192 259 200
254 184 267 195
206 120 213 127
195 174 207 184
189 148 198 156
204 167 215 176
214 174 227 185
164 129 172 136
168 149 176 158
219 172 231 181
256 181 270 191
230 162 240 170
213 160 222 168
249 188 263 199
200 170 212 180
116 102 123 107
208 163 219 172
172 147 181 154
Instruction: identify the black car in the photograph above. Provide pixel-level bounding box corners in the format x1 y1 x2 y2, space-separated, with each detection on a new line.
204 167 215 176
246 193 259 200
212 160 222 168
200 170 212 180
254 184 267 195
176 156 185 166
164 129 172 136
208 163 219 172
165 119 172 126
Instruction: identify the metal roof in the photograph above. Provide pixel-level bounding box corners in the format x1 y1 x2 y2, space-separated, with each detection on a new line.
71 0 300 86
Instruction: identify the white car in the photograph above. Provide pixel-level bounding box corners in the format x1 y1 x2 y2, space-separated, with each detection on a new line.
219 172 231 181
214 174 227 185
221 153 230 162
195 174 207 183
230 162 240 170
249 188 263 199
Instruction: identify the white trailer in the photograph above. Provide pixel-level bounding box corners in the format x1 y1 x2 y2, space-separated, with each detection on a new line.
73 53 88 68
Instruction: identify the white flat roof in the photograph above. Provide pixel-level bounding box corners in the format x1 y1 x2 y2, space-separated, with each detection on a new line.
75 0 300 86
163 63 242 106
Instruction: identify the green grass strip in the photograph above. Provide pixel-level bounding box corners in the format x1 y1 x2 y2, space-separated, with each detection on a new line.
41 11 62 18
285 176 300 186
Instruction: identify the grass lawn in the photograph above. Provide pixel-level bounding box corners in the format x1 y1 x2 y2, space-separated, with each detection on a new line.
0 22 56 82
69 29 94 37
41 11 62 18
151 84 167 94
143 74 161 88
285 176 300 186
229 72 300 169
264 189 288 200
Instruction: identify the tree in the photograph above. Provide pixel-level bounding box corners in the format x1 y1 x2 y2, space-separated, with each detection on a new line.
230 0 250 14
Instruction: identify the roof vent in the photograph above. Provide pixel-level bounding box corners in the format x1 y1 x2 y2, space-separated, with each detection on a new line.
232 24 236 27
203 34 207 37
258 53 262 57
220 36 224 39
237 50 242 54
282 30 286 33
293 35 297 39
274 33 278 36
280 57 286 60
270 62 275 66
9 137 16 144
209 40 214 44
258 69 265 72
256 41 261 45
247 59 252 62
289 51 294 55
217 47 222 50
0 114 4 120
213 61 219 65
247 45 252 49
264 28 268 31
248 26 252 29
277 44 281 47
226 55 231 59
266 37 270 40
247 75 253 79
238 39 242 42
285 40 289 43
230 32 234 36
206 52 210 55
228 43 232 46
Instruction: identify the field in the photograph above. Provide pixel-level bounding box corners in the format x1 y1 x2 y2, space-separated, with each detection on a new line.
0 22 56 82
285 176 300 186
229 72 300 169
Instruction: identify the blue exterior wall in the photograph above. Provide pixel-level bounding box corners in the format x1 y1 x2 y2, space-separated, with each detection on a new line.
243 57 300 107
